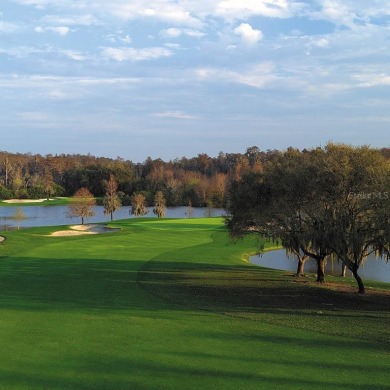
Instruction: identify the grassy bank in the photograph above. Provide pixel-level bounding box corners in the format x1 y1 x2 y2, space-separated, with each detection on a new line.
0 218 389 389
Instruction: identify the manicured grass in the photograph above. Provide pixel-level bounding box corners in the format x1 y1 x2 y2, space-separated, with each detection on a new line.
0 218 389 389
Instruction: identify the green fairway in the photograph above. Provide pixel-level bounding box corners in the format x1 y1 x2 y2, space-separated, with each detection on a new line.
0 218 389 389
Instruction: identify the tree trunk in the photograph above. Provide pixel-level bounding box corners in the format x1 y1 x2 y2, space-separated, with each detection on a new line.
81 216 84 225
110 211 113 221
316 258 326 283
352 264 365 294
296 256 308 277
340 263 347 277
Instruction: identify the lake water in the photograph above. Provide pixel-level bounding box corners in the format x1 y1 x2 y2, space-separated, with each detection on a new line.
251 249 390 283
0 205 226 230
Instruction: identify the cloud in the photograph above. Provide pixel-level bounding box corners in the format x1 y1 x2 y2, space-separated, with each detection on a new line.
13 0 77 9
0 21 19 33
309 38 329 48
35 26 71 36
195 62 276 89
308 0 390 30
62 50 88 61
42 14 98 26
160 27 205 38
101 46 172 61
215 0 300 20
154 111 197 119
0 74 143 90
317 0 357 28
353 73 390 87
104 33 132 44
161 28 182 38
234 23 263 45
108 2 202 27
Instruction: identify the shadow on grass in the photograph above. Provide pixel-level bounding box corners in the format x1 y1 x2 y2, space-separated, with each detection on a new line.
0 257 154 312
137 260 390 313
1 355 389 390
0 256 389 389
0 255 389 344
1 255 389 314
137 260 390 345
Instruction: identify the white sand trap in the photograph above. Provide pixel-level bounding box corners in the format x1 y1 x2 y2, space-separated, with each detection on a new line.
50 224 120 237
0 236 5 242
3 198 55 203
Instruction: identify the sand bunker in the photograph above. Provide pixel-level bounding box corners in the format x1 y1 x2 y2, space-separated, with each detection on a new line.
0 236 5 243
50 224 120 237
3 198 55 203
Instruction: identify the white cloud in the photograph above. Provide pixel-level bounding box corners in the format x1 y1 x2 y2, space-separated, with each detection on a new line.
309 0 390 29
0 21 19 33
154 111 196 119
317 0 357 28
108 2 202 27
161 28 182 38
353 73 390 87
13 0 79 9
42 14 98 26
310 38 329 48
164 43 181 49
215 0 300 20
195 62 276 89
35 26 71 36
160 27 205 38
119 35 132 44
0 74 143 89
101 46 172 61
234 23 263 45
0 45 56 58
186 30 205 38
63 50 88 61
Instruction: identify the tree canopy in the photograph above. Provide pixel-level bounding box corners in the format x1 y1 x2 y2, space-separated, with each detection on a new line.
226 144 390 293
67 187 96 225
103 174 121 221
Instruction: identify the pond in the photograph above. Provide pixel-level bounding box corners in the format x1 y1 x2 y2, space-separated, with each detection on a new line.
250 249 390 284
0 205 226 230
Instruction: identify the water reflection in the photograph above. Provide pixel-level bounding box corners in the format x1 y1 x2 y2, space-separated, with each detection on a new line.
250 249 390 283
0 205 226 230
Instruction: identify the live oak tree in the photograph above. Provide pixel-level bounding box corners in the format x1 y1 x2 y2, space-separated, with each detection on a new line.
103 174 121 221
226 144 390 293
226 151 324 279
67 187 96 225
131 193 148 217
320 144 390 293
153 191 166 218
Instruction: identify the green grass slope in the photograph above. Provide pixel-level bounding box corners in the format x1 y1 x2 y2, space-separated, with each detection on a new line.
0 218 389 389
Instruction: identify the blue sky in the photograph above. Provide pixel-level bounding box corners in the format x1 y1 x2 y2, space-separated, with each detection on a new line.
1 0 390 162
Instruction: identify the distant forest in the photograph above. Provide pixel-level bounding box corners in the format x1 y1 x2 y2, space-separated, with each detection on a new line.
1 146 389 208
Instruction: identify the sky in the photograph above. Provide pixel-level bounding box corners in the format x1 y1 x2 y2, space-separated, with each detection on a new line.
1 0 390 162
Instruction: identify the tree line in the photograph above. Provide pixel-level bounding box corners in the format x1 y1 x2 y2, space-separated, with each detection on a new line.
2 147 388 209
0 147 280 207
226 144 390 294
